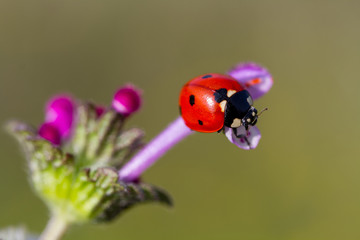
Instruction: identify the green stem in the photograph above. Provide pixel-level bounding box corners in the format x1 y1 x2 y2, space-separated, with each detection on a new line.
39 215 69 240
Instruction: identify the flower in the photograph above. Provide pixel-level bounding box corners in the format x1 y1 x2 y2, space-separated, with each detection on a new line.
7 84 171 238
7 62 272 238
224 62 273 149
119 62 273 182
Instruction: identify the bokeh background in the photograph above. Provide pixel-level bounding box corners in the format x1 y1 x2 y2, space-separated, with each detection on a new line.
1 0 360 239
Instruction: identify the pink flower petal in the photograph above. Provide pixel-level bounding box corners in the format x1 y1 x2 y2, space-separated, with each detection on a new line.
227 62 273 100
224 125 261 150
45 95 75 138
38 123 61 145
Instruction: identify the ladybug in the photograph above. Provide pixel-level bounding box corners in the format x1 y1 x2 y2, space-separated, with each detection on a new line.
179 73 259 136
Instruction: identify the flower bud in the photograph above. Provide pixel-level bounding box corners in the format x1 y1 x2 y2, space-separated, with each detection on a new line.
38 123 61 145
112 85 142 117
45 95 75 138
95 105 106 118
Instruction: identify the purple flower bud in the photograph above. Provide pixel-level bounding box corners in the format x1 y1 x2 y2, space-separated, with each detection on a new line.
227 62 273 100
38 123 61 145
45 95 75 138
112 85 142 117
95 105 106 118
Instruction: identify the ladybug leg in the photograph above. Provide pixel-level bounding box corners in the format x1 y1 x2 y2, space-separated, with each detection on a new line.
243 137 251 149
232 128 251 148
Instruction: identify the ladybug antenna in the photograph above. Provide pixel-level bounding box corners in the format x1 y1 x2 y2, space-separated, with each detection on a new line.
257 107 268 117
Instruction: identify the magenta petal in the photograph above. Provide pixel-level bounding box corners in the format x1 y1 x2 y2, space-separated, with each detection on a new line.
38 123 61 145
45 95 75 138
227 62 273 100
224 125 261 150
112 85 142 117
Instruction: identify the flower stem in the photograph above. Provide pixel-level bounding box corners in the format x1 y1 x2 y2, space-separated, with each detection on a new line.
39 215 69 240
118 116 193 182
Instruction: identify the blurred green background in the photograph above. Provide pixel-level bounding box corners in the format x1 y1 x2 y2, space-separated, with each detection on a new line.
1 0 360 239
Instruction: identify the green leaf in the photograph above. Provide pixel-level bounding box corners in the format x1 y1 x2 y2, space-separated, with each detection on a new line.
96 181 172 222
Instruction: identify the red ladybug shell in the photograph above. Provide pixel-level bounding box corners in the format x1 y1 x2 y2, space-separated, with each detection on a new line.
179 73 244 132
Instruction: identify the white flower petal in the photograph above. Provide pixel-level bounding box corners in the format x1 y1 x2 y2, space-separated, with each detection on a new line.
224 125 261 150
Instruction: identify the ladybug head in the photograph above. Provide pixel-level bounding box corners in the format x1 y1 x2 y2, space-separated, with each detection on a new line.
241 107 258 130
242 107 268 130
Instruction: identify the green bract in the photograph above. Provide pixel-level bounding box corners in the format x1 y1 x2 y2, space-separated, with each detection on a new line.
7 102 171 225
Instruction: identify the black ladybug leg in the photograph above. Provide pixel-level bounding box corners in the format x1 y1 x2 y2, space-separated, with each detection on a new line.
232 128 251 149
217 127 225 134
243 136 251 149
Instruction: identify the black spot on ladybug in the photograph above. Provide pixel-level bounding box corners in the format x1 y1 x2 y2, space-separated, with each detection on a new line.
214 88 228 103
189 95 195 106
198 120 203 125
202 74 212 79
